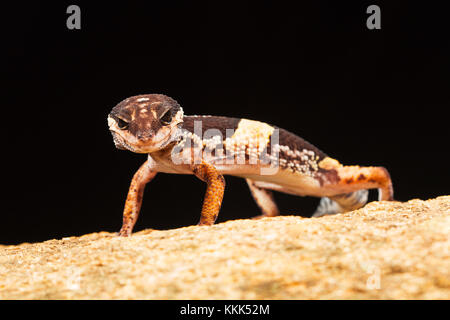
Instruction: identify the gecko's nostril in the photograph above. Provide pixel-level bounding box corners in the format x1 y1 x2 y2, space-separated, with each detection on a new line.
137 133 153 140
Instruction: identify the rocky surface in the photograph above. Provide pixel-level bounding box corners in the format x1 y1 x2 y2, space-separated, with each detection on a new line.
0 196 449 299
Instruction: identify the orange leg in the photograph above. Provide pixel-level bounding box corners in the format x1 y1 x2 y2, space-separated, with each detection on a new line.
192 162 226 226
246 179 279 219
118 160 157 236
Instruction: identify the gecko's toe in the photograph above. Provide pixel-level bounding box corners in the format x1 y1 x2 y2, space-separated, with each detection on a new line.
117 229 131 237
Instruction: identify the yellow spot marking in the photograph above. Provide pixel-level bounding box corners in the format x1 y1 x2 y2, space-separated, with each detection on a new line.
229 119 274 146
318 157 342 170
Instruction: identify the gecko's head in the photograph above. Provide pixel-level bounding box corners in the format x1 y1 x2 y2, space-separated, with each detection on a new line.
107 94 184 153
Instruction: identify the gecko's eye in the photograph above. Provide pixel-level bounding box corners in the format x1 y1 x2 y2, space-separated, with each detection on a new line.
160 110 173 126
117 118 129 130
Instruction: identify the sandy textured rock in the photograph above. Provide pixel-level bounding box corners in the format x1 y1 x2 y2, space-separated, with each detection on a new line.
0 196 449 299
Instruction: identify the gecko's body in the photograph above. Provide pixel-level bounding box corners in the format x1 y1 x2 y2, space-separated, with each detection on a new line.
108 94 393 236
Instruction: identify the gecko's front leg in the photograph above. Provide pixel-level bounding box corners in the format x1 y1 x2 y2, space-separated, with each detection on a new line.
192 161 226 226
118 160 157 237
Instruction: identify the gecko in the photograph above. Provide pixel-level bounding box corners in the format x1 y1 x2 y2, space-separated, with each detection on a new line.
108 94 394 236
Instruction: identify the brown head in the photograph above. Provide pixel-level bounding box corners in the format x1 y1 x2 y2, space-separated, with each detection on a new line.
107 94 184 153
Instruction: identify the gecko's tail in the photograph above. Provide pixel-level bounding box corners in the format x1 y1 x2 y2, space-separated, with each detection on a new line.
312 189 368 217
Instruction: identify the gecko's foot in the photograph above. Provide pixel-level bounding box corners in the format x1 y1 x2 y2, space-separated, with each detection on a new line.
117 229 131 237
197 221 213 226
251 215 265 220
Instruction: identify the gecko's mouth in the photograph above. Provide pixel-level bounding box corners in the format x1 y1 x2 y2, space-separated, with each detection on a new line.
110 128 177 154
110 131 135 151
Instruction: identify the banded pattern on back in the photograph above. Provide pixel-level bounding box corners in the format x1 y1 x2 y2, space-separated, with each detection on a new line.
179 116 329 177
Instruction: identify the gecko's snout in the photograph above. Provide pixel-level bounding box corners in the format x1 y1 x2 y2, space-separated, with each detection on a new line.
136 132 154 140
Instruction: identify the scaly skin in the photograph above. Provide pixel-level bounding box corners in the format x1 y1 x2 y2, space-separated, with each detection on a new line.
192 161 226 226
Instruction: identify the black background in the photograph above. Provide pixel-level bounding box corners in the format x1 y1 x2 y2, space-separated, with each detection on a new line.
3 1 449 245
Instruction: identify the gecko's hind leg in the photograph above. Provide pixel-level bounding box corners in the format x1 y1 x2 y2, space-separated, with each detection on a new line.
246 179 280 219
